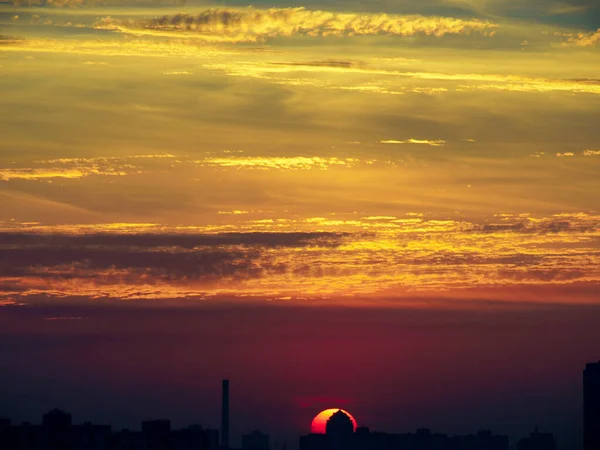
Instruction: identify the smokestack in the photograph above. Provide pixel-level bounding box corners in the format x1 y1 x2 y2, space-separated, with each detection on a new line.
221 379 229 449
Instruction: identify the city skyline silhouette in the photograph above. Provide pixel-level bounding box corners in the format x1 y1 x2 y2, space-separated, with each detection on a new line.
3 364 600 450
2 305 599 450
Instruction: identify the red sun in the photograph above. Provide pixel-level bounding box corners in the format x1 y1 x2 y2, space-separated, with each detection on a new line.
310 409 358 434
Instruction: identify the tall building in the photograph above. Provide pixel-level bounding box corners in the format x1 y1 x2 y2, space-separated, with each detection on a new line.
222 379 230 449
325 411 353 437
326 411 353 450
584 361 600 450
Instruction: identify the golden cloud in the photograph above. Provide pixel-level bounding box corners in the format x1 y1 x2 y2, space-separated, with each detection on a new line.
93 7 499 43
565 29 600 47
198 156 361 171
0 167 126 181
380 139 446 146
0 155 175 181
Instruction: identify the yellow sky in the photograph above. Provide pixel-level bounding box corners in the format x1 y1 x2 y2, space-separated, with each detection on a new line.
0 2 599 306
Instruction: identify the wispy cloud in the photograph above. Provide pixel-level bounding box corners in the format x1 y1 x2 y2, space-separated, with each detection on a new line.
531 150 600 158
380 139 446 146
198 156 361 171
0 168 126 181
93 8 498 43
1 37 235 59
0 155 175 182
200 60 600 96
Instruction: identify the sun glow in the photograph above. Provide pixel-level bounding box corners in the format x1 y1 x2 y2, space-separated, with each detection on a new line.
310 409 358 434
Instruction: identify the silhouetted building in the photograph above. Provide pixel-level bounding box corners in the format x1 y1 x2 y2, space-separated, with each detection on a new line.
299 433 329 450
43 409 73 450
447 429 509 450
516 429 556 450
0 418 14 450
111 428 145 450
142 420 171 450
326 410 353 450
584 361 600 450
15 422 44 450
325 411 353 437
0 377 229 450
222 379 230 449
173 425 204 450
300 426 509 450
43 409 72 429
73 422 111 450
201 428 219 450
242 430 270 450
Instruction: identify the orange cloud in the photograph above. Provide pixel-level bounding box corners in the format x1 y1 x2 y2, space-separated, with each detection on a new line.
1 212 598 304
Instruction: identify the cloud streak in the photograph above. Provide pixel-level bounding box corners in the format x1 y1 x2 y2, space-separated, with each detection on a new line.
198 156 361 171
380 139 446 146
93 8 499 43
0 155 175 181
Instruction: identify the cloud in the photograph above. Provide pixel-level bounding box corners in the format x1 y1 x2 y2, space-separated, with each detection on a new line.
497 268 587 282
0 167 126 181
93 8 498 43
198 156 361 171
0 231 350 249
0 212 598 304
400 72 600 94
0 37 235 59
565 29 600 46
380 139 446 146
10 0 175 6
272 60 360 69
0 155 175 182
199 60 600 96
531 149 600 158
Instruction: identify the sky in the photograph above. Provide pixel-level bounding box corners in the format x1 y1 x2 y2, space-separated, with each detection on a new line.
0 0 599 448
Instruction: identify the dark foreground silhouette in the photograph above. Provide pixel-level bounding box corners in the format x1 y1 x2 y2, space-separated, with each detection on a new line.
3 359 600 450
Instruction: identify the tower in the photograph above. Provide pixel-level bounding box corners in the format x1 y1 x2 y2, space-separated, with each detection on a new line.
584 362 600 450
326 410 353 450
325 410 353 436
222 379 230 449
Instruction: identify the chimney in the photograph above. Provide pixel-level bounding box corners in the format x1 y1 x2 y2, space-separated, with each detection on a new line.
221 379 230 449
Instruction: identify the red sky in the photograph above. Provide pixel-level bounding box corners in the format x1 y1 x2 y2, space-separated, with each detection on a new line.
1 302 599 448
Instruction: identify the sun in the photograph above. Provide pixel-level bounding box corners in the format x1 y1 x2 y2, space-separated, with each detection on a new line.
310 408 358 434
